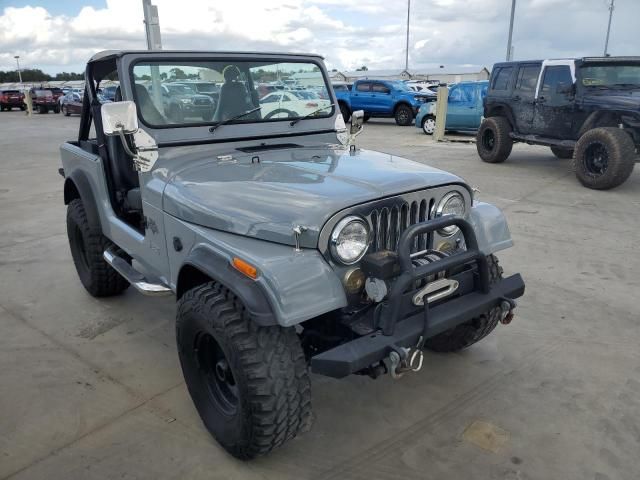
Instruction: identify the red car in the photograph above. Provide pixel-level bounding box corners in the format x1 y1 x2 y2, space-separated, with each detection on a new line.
30 88 60 114
61 92 83 115
0 89 25 111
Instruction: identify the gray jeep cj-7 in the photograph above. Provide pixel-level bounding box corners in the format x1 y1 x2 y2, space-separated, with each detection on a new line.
60 50 525 459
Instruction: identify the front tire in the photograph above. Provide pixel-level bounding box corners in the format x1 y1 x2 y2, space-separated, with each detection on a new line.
573 127 636 190
422 115 436 135
394 104 413 126
476 116 513 163
177 282 312 460
424 255 504 352
66 199 130 297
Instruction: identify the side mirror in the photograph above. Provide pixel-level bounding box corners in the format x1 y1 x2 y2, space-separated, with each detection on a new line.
101 101 138 135
350 109 364 135
556 83 574 96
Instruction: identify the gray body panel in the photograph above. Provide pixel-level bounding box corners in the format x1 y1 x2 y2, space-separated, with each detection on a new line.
61 50 516 327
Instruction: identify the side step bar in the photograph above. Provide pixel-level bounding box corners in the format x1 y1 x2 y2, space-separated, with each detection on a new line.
103 248 173 296
510 133 576 149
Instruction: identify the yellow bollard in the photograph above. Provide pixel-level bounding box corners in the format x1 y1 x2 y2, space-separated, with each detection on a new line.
432 85 448 142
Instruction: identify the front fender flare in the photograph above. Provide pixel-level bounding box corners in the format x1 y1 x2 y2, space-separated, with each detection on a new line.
467 201 514 255
179 246 278 326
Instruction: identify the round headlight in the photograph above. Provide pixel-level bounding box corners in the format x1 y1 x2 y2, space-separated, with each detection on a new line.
330 216 370 265
434 191 466 236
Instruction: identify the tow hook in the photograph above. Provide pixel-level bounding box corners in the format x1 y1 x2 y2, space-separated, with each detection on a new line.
387 342 424 379
499 298 517 325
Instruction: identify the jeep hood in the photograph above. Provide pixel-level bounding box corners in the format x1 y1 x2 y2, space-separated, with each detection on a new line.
162 146 464 248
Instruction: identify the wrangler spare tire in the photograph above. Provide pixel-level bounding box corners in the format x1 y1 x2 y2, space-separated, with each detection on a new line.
476 116 513 163
573 127 636 190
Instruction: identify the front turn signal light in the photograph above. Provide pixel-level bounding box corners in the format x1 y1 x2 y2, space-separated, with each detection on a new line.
232 257 258 279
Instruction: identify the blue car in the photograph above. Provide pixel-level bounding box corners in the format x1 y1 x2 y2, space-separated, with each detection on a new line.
416 80 489 135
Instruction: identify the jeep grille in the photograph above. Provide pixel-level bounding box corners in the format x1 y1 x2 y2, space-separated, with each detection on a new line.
366 197 435 253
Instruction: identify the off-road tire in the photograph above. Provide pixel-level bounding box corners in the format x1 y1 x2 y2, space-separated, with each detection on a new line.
424 254 503 352
339 103 350 122
422 115 436 135
476 116 513 163
62 105 70 116
66 199 130 297
573 127 636 190
394 104 413 126
176 282 312 460
550 146 573 159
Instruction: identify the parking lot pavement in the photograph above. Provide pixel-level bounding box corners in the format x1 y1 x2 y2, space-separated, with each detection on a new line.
1 111 639 480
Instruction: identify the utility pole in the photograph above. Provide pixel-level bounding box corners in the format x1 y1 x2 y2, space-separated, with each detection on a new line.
142 0 162 50
14 56 22 84
604 0 615 56
506 0 516 61
142 0 163 109
405 0 410 71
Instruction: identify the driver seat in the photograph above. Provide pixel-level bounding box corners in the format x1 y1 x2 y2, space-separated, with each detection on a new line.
213 65 254 122
104 86 143 213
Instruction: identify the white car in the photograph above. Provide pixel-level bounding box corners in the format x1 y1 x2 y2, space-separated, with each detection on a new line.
259 90 331 119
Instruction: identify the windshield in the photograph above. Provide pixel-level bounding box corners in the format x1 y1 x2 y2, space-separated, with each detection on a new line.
580 64 640 87
132 59 332 127
392 81 411 92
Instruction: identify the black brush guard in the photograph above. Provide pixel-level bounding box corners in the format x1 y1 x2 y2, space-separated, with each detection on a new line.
311 216 525 378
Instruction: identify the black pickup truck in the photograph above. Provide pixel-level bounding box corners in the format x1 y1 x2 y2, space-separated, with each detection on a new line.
477 57 640 189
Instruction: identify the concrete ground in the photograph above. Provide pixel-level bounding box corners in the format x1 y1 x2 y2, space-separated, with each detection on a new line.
1 111 639 480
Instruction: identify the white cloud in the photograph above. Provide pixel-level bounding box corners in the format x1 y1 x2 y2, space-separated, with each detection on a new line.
0 0 638 74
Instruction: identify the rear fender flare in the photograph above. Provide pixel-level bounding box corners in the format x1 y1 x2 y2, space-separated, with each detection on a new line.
63 170 100 229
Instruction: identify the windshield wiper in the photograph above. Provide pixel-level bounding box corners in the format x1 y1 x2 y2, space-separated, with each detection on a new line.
209 106 262 133
289 103 335 126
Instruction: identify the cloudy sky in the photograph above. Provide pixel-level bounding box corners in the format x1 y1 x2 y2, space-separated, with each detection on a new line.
0 0 637 74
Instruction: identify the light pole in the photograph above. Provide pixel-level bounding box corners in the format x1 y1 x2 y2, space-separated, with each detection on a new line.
604 0 615 56
14 55 22 84
506 0 516 61
404 0 410 72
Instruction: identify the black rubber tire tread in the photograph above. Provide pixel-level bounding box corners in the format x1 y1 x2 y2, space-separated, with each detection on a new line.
394 103 414 126
66 199 130 297
176 282 312 460
424 254 503 353
573 127 636 190
339 103 351 122
476 116 513 163
63 105 70 116
550 146 573 159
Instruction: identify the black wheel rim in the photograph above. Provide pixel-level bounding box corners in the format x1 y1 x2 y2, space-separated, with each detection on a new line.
398 109 409 123
584 142 609 176
194 332 239 416
482 128 496 151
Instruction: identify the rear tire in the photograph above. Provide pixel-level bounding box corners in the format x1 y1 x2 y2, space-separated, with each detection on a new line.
62 105 70 116
573 127 636 190
176 282 312 459
476 116 513 163
394 104 413 126
54 106 60 114
66 199 130 297
424 255 503 352
38 105 47 114
363 114 371 123
550 146 573 159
